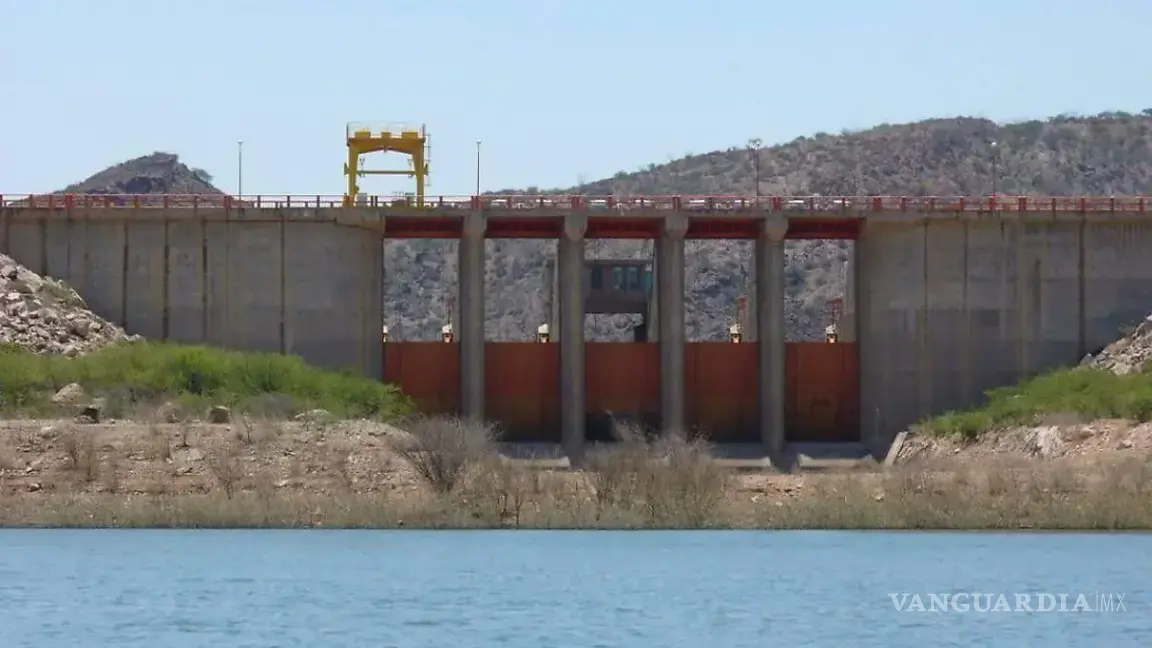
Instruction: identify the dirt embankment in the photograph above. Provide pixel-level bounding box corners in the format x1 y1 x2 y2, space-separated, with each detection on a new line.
1 413 1151 530
0 416 421 499
0 417 799 503
898 418 1152 464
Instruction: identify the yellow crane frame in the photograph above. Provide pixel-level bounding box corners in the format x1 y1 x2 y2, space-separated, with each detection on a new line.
344 122 430 206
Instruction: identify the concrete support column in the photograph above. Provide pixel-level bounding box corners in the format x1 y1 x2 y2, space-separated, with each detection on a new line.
658 212 688 435
459 211 486 422
857 227 880 454
756 215 788 458
839 244 858 343
559 214 587 459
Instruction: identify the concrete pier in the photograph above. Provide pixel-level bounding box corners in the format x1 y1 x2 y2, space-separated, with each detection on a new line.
559 214 587 457
657 213 688 435
756 216 788 456
459 212 486 422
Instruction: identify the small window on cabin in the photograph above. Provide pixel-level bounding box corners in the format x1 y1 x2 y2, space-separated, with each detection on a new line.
590 267 603 290
612 267 624 291
626 266 640 291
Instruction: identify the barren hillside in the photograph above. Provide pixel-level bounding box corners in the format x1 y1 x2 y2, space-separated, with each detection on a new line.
59 152 221 196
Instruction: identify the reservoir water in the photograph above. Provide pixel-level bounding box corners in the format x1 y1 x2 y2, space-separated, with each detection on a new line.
1 530 1148 647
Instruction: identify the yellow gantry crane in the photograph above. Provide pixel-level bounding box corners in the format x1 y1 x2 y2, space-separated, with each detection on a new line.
344 122 430 206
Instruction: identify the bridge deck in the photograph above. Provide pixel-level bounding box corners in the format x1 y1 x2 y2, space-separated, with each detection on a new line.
3 194 1148 240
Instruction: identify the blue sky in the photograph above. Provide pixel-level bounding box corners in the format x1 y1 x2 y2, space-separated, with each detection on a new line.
2 0 1151 197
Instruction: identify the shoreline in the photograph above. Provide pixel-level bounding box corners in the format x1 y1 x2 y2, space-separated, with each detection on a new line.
3 470 1151 531
3 418 1152 531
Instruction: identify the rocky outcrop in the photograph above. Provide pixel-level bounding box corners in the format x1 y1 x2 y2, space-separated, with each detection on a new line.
1082 315 1152 375
0 255 139 356
58 152 222 196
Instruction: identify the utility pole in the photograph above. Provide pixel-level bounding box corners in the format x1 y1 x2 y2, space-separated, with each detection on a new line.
475 140 481 196
237 140 244 198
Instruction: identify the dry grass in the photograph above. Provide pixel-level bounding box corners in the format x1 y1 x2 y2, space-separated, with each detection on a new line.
584 424 728 528
3 457 1152 529
3 416 1152 529
738 456 1152 530
207 442 245 499
60 428 99 482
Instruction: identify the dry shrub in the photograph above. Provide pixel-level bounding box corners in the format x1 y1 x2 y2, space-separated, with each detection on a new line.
0 444 14 472
236 416 281 446
176 422 194 449
98 387 166 422
208 443 245 499
584 423 728 528
60 429 99 482
462 459 546 528
251 468 280 502
751 455 1152 530
101 453 122 494
242 393 299 421
324 441 355 492
146 424 172 461
388 415 498 494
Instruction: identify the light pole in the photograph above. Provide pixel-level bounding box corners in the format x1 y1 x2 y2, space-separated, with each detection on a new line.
237 140 244 198
747 138 763 197
990 140 999 197
475 139 481 196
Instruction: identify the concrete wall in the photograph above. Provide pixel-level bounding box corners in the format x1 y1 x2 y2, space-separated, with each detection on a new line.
0 208 383 379
11 204 1152 449
852 212 1152 447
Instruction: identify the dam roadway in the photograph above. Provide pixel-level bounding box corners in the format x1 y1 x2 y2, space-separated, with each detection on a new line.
2 193 1151 465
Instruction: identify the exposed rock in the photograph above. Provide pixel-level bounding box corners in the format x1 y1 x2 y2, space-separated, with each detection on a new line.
0 255 138 356
209 405 231 424
58 152 222 197
372 422 419 450
174 447 205 463
1027 426 1064 458
1084 314 1152 375
77 402 102 424
154 401 182 423
51 383 85 404
294 409 333 424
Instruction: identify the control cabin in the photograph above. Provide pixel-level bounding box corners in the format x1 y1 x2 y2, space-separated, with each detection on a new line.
584 259 653 314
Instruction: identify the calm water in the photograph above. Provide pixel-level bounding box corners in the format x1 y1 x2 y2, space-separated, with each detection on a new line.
1 530 1149 647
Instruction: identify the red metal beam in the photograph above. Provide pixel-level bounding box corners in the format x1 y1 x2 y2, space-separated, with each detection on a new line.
487 218 563 239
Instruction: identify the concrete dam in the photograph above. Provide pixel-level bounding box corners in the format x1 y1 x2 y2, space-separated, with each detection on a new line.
2 193 1151 463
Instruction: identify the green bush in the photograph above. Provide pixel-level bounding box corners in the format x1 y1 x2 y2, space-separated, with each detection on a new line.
0 342 411 420
922 365 1152 440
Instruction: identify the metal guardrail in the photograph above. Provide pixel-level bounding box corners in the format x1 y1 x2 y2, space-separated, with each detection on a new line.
1 194 1149 213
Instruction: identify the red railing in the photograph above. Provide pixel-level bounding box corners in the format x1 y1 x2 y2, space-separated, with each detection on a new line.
1 194 1149 213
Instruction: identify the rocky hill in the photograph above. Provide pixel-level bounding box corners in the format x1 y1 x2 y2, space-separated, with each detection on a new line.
49 111 1152 341
58 152 221 196
421 111 1152 341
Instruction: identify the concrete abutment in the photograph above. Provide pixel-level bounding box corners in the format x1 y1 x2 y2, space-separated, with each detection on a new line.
0 208 383 379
